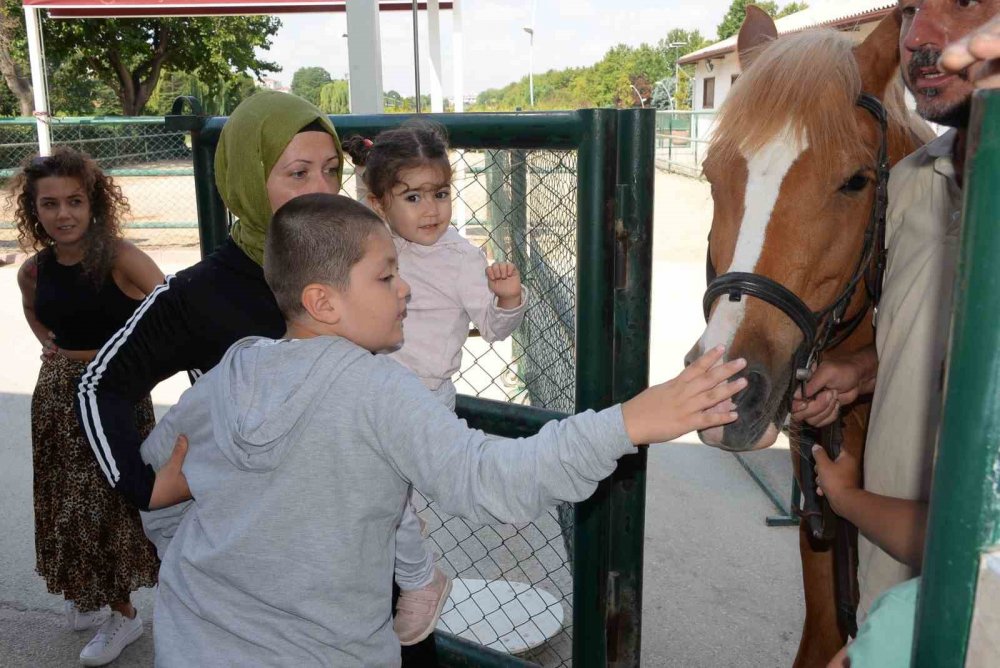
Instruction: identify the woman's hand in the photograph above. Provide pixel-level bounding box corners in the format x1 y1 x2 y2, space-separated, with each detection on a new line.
40 331 60 361
149 435 193 510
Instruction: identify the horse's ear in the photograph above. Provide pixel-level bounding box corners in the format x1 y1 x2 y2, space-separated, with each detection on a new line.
854 9 902 96
737 5 778 71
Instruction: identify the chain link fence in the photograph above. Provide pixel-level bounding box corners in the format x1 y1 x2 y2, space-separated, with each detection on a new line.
344 148 579 666
0 118 200 252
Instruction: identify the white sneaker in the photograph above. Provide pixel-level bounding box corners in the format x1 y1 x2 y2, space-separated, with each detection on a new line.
78 611 143 666
64 601 108 632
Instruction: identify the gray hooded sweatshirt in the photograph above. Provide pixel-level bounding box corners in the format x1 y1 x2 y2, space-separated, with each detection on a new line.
140 335 634 667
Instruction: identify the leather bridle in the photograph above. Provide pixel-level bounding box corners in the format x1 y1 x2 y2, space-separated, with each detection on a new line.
701 93 891 639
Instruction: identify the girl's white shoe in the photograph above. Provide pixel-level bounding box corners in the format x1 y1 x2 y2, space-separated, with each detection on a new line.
64 601 108 632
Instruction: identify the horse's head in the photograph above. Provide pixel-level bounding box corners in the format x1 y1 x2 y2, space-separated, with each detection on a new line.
688 7 930 451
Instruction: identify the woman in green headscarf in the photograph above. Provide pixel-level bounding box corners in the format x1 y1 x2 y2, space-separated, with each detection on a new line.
78 88 341 509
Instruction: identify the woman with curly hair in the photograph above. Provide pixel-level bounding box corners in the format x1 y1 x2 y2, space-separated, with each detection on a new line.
13 147 164 666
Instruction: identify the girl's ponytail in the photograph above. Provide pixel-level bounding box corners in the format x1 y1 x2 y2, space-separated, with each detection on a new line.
342 136 375 166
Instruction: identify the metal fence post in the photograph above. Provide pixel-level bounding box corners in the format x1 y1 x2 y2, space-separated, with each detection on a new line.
165 96 229 255
572 108 619 667
913 90 1000 667
509 149 529 275
604 108 654 667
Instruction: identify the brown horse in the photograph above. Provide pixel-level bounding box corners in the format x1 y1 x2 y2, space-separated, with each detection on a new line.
686 7 932 667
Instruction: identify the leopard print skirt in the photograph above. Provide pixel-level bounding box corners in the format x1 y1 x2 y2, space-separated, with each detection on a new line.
31 355 159 611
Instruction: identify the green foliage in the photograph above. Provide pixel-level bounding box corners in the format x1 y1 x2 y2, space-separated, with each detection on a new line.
290 66 332 106
0 3 280 116
716 0 809 40
146 69 257 116
471 27 709 112
318 80 350 114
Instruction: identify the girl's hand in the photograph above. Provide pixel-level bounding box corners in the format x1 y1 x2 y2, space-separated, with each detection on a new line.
813 445 861 516
486 262 523 308
621 346 746 445
40 331 59 361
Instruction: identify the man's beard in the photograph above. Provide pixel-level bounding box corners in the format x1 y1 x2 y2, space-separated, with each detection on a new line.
906 47 971 128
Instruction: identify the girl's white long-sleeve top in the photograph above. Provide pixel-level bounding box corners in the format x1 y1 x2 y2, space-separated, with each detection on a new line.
389 227 529 391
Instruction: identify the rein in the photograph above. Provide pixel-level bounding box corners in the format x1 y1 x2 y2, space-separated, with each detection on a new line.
702 92 890 639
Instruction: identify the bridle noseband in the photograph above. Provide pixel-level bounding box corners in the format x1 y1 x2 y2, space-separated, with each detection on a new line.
703 93 890 399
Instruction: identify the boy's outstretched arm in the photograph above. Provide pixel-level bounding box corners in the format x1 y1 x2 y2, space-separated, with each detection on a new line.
370 347 745 525
814 446 928 570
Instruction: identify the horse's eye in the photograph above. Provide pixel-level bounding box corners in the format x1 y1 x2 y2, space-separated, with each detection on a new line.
839 173 869 194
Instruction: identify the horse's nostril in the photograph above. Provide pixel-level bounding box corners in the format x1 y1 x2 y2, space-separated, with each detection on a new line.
735 370 770 411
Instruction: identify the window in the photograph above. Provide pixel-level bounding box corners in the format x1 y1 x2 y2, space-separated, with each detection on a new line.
703 77 716 109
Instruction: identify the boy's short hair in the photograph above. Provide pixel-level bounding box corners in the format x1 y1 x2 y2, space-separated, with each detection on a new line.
265 193 386 320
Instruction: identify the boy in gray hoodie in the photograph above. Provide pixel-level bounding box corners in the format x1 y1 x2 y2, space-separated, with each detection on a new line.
142 193 747 667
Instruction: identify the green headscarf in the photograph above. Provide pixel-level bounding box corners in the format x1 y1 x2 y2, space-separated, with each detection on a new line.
215 90 344 266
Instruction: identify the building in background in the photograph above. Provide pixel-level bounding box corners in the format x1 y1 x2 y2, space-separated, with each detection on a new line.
679 1 894 113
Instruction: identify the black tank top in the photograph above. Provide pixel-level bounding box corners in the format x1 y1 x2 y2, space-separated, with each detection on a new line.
34 249 144 351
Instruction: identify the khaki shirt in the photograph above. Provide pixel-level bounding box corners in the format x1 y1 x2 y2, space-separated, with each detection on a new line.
858 130 962 615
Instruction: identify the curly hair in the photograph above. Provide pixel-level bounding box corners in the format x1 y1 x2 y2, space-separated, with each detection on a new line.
342 120 452 203
8 147 129 285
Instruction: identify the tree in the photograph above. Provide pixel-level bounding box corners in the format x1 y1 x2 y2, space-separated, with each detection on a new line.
0 5 33 115
146 69 257 116
290 67 332 106
716 1 809 41
0 3 281 116
652 28 710 110
318 79 350 114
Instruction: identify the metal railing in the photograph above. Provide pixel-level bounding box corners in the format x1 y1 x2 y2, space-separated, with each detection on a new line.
172 106 655 667
654 110 716 178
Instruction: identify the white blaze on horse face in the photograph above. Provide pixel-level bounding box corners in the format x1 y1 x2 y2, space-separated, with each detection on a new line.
699 127 809 356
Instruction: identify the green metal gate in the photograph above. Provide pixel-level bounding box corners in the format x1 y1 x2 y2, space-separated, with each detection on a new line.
913 90 1000 666
168 102 655 667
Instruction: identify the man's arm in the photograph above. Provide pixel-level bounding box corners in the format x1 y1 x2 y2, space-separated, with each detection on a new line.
791 344 879 427
78 275 198 510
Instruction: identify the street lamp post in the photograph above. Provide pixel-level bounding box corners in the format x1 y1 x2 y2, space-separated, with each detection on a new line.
524 28 534 107
669 40 687 110
342 33 352 113
630 84 645 108
523 0 536 108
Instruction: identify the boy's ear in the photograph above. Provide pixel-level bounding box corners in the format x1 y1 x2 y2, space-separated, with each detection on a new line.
300 283 342 325
367 193 386 219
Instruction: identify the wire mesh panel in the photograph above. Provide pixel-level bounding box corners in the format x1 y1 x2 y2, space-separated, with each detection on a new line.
0 118 199 251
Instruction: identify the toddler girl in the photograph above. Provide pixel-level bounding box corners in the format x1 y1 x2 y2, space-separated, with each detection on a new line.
345 121 528 646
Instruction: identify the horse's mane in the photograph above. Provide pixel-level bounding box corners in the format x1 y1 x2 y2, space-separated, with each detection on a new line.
709 29 931 167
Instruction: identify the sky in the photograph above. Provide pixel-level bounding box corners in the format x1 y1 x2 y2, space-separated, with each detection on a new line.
260 0 739 98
